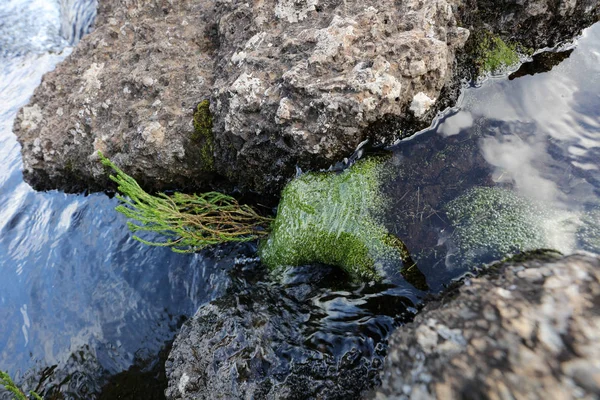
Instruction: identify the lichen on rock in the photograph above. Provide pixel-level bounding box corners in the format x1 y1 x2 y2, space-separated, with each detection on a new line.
259 156 409 281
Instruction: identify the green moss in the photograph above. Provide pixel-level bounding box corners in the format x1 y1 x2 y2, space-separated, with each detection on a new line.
192 100 214 171
259 157 409 282
474 32 520 74
445 187 561 267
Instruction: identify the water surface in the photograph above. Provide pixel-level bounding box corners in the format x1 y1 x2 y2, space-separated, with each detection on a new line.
1 0 599 397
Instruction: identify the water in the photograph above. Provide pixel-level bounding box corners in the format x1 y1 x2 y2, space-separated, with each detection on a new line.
383 24 600 291
0 0 599 397
0 0 236 396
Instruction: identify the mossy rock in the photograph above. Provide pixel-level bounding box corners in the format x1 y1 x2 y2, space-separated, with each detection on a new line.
192 100 214 171
444 187 571 267
259 157 408 282
472 31 522 75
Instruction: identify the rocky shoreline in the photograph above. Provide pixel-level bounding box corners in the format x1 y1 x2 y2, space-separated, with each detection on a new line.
13 0 600 196
10 0 600 399
165 252 600 400
370 253 600 399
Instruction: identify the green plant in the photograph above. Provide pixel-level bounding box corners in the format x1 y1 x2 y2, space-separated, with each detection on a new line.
473 31 521 74
259 157 411 281
99 152 272 253
192 100 215 171
99 153 415 282
0 371 42 400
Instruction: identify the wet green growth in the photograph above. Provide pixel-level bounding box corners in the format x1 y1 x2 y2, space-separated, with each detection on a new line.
473 31 521 74
0 371 42 400
192 100 214 171
577 208 600 253
98 152 272 253
259 157 411 282
496 248 563 266
445 187 564 266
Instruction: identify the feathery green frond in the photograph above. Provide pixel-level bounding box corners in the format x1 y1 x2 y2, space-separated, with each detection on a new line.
98 151 273 253
0 371 41 400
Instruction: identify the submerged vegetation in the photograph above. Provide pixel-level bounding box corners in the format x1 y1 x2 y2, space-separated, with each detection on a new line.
100 153 414 282
0 371 42 400
99 152 272 253
444 187 572 266
578 208 600 252
259 157 412 281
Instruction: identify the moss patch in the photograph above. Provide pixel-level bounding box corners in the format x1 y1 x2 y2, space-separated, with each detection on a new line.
445 187 566 267
577 208 600 253
473 31 521 74
259 157 409 282
192 100 214 171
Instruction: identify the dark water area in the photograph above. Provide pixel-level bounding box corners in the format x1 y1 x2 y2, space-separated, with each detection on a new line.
0 0 599 398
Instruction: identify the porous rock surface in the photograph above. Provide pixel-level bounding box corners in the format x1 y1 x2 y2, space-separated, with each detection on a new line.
14 0 600 194
370 253 600 400
165 264 389 400
14 0 218 192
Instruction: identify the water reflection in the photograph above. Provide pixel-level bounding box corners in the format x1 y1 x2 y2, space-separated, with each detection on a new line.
385 23 600 290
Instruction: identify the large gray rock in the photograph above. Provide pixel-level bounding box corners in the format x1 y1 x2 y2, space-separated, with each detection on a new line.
14 0 218 192
13 0 600 195
370 253 600 400
164 262 408 399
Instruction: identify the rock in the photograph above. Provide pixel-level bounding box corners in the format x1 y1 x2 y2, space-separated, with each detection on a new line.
14 0 218 192
369 253 600 399
164 262 412 400
13 0 600 195
464 0 600 50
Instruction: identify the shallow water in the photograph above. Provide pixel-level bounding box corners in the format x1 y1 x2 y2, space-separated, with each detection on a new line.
0 0 599 397
383 24 600 291
0 0 230 396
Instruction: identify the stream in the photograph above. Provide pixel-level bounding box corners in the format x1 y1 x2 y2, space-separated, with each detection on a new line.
1 0 599 398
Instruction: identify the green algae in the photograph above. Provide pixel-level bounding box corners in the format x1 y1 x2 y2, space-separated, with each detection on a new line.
192 100 214 171
577 208 600 253
473 32 521 74
445 187 561 266
259 157 409 282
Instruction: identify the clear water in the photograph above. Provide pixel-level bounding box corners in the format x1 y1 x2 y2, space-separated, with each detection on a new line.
0 0 234 396
0 0 599 397
384 24 600 291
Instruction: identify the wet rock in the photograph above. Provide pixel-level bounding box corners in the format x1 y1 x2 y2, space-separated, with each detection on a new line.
370 253 600 399
13 0 600 195
14 0 218 193
464 0 600 50
164 263 417 399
